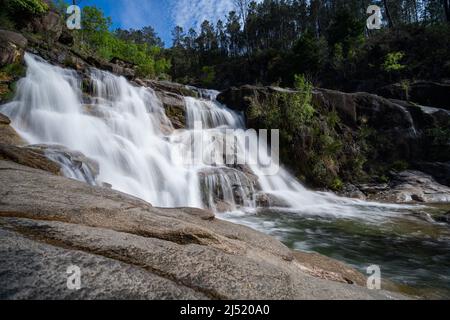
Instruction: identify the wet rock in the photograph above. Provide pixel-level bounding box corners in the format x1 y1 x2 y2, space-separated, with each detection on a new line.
339 184 367 200
199 167 260 211
30 144 100 185
153 90 186 129
256 192 291 208
0 144 61 175
0 113 25 146
435 212 450 225
0 30 28 67
0 160 406 300
363 171 450 204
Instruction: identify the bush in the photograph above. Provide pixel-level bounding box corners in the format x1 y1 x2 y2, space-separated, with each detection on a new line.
9 0 48 15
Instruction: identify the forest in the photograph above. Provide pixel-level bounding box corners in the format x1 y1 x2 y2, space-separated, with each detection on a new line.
1 0 449 90
167 0 450 90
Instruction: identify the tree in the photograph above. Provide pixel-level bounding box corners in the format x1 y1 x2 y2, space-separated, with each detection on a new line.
445 0 450 22
171 26 184 48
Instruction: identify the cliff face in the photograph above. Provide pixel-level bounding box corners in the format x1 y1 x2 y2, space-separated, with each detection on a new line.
218 86 450 202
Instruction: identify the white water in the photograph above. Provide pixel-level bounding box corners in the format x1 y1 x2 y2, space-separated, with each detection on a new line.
1 53 412 221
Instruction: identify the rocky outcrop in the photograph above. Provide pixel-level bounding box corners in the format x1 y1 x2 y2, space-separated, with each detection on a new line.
134 79 201 129
140 79 199 98
0 144 61 175
357 171 450 203
377 81 450 111
0 113 25 146
217 85 450 190
28 10 63 43
0 160 405 300
414 162 450 187
0 30 28 67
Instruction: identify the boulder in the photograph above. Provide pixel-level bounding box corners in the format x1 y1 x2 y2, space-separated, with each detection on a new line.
414 162 450 187
199 167 260 211
362 171 450 203
0 144 61 175
339 184 367 200
30 144 100 185
0 30 28 67
256 192 291 208
0 160 405 300
28 11 63 43
436 212 450 224
153 90 186 129
0 113 25 146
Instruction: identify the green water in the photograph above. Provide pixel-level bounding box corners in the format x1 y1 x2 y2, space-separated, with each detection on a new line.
222 204 450 299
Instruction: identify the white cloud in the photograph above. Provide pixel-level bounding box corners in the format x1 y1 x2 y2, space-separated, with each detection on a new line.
172 0 236 31
116 0 156 29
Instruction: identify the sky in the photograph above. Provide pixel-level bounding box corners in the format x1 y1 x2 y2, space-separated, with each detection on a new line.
74 0 239 46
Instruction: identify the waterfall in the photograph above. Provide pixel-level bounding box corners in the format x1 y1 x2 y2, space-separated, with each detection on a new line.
1 53 409 220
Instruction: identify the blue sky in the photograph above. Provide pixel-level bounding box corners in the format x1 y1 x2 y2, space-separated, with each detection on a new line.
73 0 238 46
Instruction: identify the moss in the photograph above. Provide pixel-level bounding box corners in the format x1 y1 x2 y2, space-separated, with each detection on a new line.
1 63 26 78
391 160 409 172
0 81 17 102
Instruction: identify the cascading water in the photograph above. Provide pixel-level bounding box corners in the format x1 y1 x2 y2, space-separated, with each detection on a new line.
1 53 410 218
2 53 450 297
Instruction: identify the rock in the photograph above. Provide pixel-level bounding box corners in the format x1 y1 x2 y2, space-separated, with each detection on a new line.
377 81 450 111
140 80 199 98
435 212 450 224
414 162 450 188
364 171 450 204
58 30 74 46
153 90 186 129
0 143 101 185
292 251 367 286
0 113 25 146
218 85 295 113
28 11 63 43
339 184 367 200
256 192 291 208
218 85 419 163
30 144 100 184
0 160 405 300
199 167 260 211
0 144 61 175
0 30 28 67
0 113 11 125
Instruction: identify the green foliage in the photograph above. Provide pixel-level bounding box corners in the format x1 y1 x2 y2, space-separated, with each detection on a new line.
248 75 367 189
200 66 215 87
9 0 48 15
383 52 406 73
71 6 169 78
391 160 409 172
1 63 26 78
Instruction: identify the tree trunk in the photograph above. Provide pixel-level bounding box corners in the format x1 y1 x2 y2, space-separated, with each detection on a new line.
383 0 394 27
444 0 450 23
